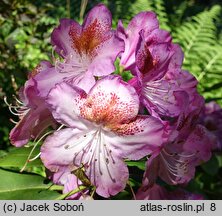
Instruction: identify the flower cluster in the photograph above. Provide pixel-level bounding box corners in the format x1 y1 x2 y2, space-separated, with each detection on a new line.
7 4 221 199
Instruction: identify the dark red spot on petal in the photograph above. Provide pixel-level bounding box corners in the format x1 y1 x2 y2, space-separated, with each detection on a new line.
69 19 111 57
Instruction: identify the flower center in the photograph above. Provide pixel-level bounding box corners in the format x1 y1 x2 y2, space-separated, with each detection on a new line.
80 93 123 130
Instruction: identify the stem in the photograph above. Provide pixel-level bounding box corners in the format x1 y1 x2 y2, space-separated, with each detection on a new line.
49 185 64 191
66 0 71 18
80 0 88 21
127 181 136 200
55 185 87 200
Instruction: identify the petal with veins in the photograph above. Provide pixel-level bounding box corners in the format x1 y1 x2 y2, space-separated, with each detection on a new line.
142 79 189 117
105 116 164 160
41 127 128 197
46 82 89 129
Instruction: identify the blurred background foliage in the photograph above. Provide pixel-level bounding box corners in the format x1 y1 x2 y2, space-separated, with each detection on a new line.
0 0 222 199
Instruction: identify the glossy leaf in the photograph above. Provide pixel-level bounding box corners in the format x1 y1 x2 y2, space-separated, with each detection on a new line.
0 169 62 200
0 146 43 175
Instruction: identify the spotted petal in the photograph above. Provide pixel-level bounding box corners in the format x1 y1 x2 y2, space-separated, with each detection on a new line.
118 12 159 70
51 4 124 87
41 75 164 198
104 116 164 160
51 19 80 58
136 30 174 81
81 76 139 124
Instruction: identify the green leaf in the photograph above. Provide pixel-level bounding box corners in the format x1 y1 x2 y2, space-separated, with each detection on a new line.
0 146 42 167
0 169 61 200
204 82 222 92
111 190 131 200
216 155 222 168
125 160 146 171
201 155 219 176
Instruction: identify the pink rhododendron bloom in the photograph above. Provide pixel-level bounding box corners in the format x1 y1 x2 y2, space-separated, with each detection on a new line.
6 3 217 200
129 31 198 118
200 101 222 151
40 76 164 197
117 11 171 71
117 11 199 118
35 4 124 96
136 184 204 200
141 99 214 186
7 66 56 147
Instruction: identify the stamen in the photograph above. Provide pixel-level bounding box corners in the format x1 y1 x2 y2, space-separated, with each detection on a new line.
86 137 98 167
97 130 103 176
28 152 41 162
71 130 98 168
52 45 57 61
144 82 170 94
12 94 24 105
159 145 195 182
128 181 136 200
104 144 116 164
9 106 25 116
57 124 65 131
177 152 196 158
10 118 18 124
4 96 11 107
54 54 88 76
4 96 19 108
160 154 182 175
99 135 116 183
4 96 30 119
13 107 29 114
20 130 53 172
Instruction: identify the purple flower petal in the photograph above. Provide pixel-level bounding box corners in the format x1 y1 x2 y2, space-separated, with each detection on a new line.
118 12 159 70
141 79 189 117
49 4 124 93
82 75 139 124
105 116 164 160
136 30 174 81
136 184 204 200
9 77 56 147
82 3 112 31
41 75 164 197
200 102 222 151
46 82 89 129
33 61 64 98
136 184 168 200
41 127 129 198
51 19 80 57
10 105 55 147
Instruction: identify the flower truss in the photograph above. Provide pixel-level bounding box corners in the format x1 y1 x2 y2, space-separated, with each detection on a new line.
6 3 222 200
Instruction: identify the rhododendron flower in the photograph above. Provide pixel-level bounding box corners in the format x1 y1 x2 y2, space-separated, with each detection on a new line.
129 31 199 118
117 11 172 71
7 70 56 147
136 184 204 200
40 76 164 197
35 4 124 95
200 101 222 151
6 2 218 201
141 105 213 186
117 12 199 118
